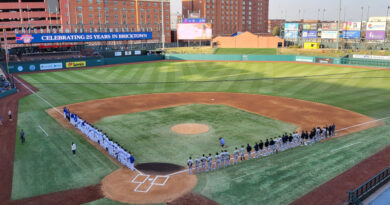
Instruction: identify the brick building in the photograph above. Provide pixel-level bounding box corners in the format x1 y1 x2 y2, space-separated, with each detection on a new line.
182 0 269 36
268 19 285 33
0 0 171 47
0 0 60 45
59 0 171 43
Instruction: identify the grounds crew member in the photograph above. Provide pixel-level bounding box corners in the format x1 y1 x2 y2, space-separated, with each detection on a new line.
71 142 76 155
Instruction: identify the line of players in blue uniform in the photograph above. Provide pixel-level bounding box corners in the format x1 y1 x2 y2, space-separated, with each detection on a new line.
187 124 335 174
63 107 135 171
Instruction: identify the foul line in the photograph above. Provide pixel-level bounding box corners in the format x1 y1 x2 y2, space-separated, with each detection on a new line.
38 125 48 136
14 77 61 115
331 142 362 153
336 115 390 133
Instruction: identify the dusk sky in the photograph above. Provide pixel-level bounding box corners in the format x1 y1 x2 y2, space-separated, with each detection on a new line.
171 0 390 21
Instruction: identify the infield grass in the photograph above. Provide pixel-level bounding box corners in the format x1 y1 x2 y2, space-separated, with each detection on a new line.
94 104 296 165
15 61 390 203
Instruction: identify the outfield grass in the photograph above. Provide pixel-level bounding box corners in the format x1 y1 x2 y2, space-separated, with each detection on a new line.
12 96 118 200
94 104 296 165
16 61 390 203
214 48 277 55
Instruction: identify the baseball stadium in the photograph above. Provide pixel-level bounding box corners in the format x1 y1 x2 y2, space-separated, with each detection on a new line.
1 0 390 205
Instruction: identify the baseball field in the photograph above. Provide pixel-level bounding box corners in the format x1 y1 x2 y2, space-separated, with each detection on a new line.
9 60 390 204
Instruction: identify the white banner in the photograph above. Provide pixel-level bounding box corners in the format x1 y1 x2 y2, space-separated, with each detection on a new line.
114 51 122 56
353 55 390 61
321 31 338 39
366 22 387 31
134 50 141 55
40 62 63 70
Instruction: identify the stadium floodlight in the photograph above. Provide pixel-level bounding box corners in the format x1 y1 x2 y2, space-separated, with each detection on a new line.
161 0 165 50
337 0 341 50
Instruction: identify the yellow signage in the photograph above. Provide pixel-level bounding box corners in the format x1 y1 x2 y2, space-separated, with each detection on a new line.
66 61 86 68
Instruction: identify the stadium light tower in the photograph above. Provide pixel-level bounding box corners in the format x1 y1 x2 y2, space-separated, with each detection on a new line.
161 0 165 50
337 0 341 50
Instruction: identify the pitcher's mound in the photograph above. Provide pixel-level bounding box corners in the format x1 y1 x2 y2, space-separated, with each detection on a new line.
171 123 210 135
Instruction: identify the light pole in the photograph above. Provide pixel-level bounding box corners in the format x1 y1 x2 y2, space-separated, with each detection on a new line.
337 0 341 50
322 9 326 21
317 9 320 21
361 7 364 23
161 0 165 50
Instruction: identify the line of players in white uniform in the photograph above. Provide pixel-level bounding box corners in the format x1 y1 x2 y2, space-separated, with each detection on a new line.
187 125 336 174
63 107 135 171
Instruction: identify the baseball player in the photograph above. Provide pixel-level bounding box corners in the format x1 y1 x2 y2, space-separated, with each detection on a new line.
246 144 252 159
233 147 239 165
207 154 213 171
8 109 12 121
129 153 135 171
195 156 200 173
187 157 193 174
220 150 225 168
240 145 245 161
259 140 264 157
254 142 259 158
225 150 230 166
215 152 221 169
201 154 207 172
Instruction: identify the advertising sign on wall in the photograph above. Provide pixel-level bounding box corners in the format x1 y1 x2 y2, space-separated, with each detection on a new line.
366 31 386 40
16 32 153 43
321 31 338 39
366 22 387 31
342 22 361 31
353 54 390 60
285 23 299 31
303 24 318 30
65 61 86 68
302 30 318 38
296 56 314 63
183 18 206 23
342 31 361 39
284 30 298 39
114 52 122 56
315 57 334 64
322 23 338 30
40 62 63 70
177 23 212 40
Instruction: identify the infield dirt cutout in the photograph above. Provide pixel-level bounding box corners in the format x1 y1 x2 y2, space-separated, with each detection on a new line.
47 92 382 204
171 123 210 135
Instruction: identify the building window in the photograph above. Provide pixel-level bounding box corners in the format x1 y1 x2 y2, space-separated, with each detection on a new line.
90 20 94 24
88 0 92 3
77 6 82 11
88 6 93 11
77 0 81 3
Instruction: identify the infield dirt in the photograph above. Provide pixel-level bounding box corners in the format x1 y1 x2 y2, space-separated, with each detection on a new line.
46 92 383 204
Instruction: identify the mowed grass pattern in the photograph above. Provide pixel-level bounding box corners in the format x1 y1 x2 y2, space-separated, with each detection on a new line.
94 104 296 165
16 61 390 203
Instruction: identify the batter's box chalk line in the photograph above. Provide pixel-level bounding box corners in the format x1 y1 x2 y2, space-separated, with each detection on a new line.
131 173 170 193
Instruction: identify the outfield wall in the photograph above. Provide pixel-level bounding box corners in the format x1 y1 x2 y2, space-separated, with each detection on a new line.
2 55 164 73
165 54 342 65
166 54 390 68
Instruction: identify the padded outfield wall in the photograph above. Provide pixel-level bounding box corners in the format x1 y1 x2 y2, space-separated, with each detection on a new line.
166 54 390 68
2 55 164 74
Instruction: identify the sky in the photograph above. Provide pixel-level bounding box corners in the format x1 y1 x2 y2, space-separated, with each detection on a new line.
170 0 390 21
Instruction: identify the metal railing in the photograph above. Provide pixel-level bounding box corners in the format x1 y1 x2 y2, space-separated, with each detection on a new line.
348 166 390 205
